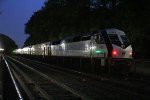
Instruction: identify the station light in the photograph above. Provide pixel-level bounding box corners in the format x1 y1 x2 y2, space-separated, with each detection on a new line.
23 47 29 52
0 48 4 51
17 49 22 53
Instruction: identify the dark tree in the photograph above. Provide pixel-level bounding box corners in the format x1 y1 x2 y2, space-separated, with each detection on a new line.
0 33 18 54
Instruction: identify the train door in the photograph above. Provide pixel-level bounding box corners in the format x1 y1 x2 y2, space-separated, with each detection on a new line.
94 34 106 58
82 35 91 56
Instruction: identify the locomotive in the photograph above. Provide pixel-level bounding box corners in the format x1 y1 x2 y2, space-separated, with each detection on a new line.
14 28 132 72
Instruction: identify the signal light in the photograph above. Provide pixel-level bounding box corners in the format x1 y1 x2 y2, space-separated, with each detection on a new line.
96 50 101 54
112 50 118 56
95 50 104 54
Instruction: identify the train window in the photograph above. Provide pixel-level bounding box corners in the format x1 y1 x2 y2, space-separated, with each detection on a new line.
121 35 129 43
108 34 121 46
108 34 120 41
73 36 81 42
65 38 73 43
82 36 91 41
52 40 61 45
121 35 130 46
95 34 104 44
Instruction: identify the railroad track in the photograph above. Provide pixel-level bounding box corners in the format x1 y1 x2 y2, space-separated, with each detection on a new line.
4 56 92 100
5 56 150 100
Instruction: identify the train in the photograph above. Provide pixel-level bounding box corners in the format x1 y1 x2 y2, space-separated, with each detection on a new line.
13 28 133 73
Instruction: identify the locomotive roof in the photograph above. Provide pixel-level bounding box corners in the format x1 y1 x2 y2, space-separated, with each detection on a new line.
62 28 124 41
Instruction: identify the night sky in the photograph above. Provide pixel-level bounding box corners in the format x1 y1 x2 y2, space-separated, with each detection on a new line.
0 0 46 47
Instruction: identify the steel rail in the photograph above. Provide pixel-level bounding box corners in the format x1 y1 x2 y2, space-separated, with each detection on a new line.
3 57 24 100
5 57 53 100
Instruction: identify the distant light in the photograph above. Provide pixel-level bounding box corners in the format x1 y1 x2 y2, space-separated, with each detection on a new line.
16 49 22 53
23 47 29 52
0 48 4 51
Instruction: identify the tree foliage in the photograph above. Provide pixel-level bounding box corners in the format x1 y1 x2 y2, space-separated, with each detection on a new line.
25 0 150 58
0 33 18 54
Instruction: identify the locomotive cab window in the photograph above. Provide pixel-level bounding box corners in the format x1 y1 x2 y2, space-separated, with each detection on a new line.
121 35 130 46
108 34 121 46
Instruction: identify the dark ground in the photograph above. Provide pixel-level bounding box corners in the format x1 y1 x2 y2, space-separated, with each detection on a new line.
0 55 3 100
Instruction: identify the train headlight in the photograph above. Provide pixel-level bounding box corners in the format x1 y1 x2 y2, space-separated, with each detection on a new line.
129 52 132 55
129 52 132 57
